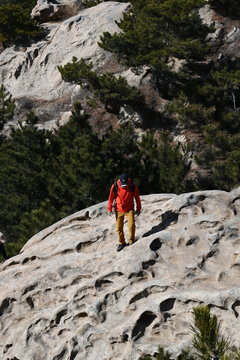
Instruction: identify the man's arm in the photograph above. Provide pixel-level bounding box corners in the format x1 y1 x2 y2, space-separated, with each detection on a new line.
107 184 115 213
134 184 141 212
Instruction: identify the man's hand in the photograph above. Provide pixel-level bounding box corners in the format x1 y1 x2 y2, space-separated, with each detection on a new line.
135 211 140 216
108 211 113 217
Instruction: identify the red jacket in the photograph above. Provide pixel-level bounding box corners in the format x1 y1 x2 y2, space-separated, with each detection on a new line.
107 179 141 213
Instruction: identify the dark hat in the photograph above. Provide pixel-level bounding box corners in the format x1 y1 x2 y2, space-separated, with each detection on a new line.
120 173 128 187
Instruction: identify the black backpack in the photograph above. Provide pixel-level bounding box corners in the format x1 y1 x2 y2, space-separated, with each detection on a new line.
113 178 135 198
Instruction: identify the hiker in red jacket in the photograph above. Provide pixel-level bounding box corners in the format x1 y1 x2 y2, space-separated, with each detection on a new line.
107 174 141 252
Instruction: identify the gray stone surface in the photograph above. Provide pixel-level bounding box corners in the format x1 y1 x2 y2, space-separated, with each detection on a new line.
0 2 131 131
31 0 85 22
1 189 240 359
199 4 240 59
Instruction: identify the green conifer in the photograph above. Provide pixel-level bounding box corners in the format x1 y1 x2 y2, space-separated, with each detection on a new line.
58 57 143 113
191 306 230 360
99 0 211 81
0 2 42 47
0 84 15 132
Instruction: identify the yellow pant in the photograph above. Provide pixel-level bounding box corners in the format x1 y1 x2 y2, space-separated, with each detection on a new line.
116 211 135 245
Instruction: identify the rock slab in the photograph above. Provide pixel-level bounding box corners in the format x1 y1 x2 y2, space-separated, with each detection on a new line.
1 189 240 359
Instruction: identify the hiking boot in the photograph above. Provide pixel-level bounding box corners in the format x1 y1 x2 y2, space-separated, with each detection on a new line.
117 244 126 252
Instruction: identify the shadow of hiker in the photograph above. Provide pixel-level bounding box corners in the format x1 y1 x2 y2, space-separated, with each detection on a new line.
142 210 179 238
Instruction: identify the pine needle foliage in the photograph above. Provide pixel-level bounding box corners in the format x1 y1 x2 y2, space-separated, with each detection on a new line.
140 347 172 360
58 57 144 113
0 1 43 47
0 112 53 244
167 59 240 191
0 84 15 131
191 306 230 360
99 0 212 78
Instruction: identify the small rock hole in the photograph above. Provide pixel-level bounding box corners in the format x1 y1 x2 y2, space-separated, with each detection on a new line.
150 238 162 252
132 311 157 340
186 237 199 246
160 298 176 312
26 296 34 309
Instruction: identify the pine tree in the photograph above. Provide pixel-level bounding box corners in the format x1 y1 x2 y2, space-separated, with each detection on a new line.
8 199 57 256
191 306 230 360
100 123 141 180
99 0 212 89
0 84 15 131
138 130 187 194
58 57 144 113
0 2 42 47
0 112 54 241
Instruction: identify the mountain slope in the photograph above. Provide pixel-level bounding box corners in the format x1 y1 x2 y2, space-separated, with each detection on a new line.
0 2 131 131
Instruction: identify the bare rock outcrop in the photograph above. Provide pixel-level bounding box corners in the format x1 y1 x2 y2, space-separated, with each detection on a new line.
31 0 85 22
1 189 240 359
199 5 240 62
0 2 131 132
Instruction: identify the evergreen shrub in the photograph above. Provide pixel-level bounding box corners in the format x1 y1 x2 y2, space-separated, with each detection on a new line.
0 84 15 131
58 57 144 113
0 0 42 47
99 0 212 84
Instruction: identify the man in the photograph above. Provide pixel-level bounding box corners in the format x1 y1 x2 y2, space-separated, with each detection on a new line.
107 174 141 252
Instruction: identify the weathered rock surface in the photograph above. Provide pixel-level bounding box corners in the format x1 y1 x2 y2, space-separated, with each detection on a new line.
1 189 240 359
31 0 85 22
199 5 240 61
0 2 131 132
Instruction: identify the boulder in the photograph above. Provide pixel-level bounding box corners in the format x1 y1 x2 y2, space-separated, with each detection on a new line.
1 188 240 359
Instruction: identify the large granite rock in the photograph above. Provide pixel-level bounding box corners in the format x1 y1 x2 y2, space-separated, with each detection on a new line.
1 188 240 359
0 2 131 132
31 0 85 22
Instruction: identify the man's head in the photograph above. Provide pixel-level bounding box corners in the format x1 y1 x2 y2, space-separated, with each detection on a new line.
120 173 128 187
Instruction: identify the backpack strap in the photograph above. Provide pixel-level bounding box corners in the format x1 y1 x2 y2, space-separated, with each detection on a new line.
113 181 118 198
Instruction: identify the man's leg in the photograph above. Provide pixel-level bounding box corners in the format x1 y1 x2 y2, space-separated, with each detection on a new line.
116 211 126 245
126 210 135 245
